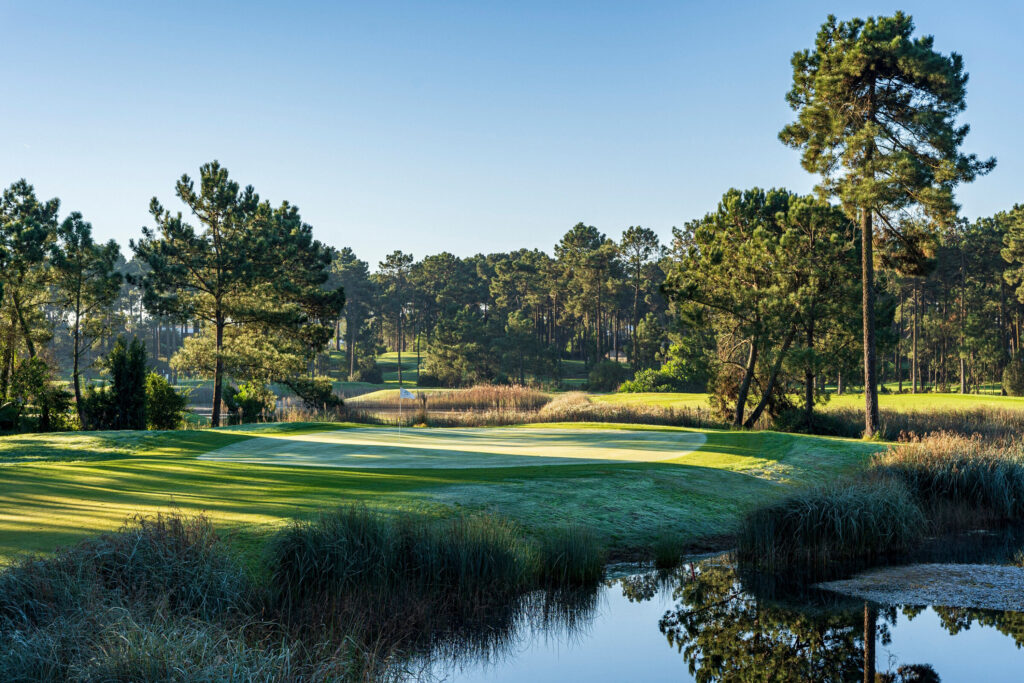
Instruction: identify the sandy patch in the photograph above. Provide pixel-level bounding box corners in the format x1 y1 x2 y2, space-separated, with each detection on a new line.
819 563 1024 611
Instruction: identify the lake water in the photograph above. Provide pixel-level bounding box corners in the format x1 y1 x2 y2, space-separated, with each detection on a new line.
417 557 1024 682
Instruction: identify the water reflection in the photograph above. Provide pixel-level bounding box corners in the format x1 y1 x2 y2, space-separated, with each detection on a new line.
421 558 1024 682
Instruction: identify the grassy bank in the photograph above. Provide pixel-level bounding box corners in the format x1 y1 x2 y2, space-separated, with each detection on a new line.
0 422 878 563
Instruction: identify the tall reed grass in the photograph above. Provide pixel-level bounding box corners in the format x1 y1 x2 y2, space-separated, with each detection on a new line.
873 432 1024 526
349 391 723 429
818 405 1024 442
346 385 551 412
737 479 925 575
738 433 1024 576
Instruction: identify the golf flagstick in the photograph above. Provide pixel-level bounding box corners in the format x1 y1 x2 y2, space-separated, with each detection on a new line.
398 386 416 440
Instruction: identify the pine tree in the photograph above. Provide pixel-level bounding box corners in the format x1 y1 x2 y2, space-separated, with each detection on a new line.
780 12 994 435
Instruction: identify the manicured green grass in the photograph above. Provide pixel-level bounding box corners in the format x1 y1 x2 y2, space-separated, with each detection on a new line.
0 422 880 562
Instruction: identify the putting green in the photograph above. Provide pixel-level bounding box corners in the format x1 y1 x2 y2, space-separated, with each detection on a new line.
199 427 708 469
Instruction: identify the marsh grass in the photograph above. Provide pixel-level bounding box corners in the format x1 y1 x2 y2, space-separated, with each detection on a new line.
349 391 723 429
873 433 1024 528
819 405 1024 442
347 385 551 412
739 433 1024 576
737 479 925 575
266 508 606 644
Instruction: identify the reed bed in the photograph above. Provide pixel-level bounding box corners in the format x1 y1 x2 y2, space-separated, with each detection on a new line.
738 433 1024 576
349 391 724 429
819 405 1024 442
873 432 1024 526
737 479 925 575
347 385 551 412
0 508 611 681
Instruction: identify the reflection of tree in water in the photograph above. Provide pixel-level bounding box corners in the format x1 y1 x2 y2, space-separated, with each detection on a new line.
624 562 939 683
905 604 1024 648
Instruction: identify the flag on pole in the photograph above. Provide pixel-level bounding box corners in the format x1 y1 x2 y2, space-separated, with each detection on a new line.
399 387 416 400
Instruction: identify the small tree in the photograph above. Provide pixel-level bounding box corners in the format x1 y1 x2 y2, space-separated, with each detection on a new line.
145 373 188 430
83 336 147 430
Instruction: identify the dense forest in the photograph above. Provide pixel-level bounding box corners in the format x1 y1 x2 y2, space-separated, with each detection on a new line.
1 13 1021 435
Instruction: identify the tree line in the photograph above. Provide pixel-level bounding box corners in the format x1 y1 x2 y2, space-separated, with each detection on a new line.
1 12 1022 436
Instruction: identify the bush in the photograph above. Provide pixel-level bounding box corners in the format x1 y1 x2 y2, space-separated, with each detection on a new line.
1003 357 1024 396
619 356 708 394
284 375 343 412
7 357 74 432
587 360 630 391
81 336 147 430
351 357 383 384
145 373 188 430
222 381 276 424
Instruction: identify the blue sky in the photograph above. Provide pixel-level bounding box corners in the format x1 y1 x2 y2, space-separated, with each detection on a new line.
1 1 1019 266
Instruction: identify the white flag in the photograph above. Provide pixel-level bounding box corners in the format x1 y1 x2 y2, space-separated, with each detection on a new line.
399 387 416 400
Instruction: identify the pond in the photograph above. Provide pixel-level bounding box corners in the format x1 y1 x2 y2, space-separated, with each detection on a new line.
413 557 1024 682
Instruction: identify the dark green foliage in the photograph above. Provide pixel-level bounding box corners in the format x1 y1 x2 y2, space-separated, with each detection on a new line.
587 359 629 391
144 373 188 430
7 357 73 432
737 479 925 574
222 381 276 424
1003 356 1024 396
82 337 147 430
285 375 343 411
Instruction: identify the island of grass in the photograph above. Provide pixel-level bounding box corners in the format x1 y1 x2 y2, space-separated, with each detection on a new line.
0 422 880 563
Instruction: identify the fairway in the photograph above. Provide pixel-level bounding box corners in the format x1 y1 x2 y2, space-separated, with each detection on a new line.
199 427 707 469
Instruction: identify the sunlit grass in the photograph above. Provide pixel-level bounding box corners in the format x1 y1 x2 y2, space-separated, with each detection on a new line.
0 422 880 563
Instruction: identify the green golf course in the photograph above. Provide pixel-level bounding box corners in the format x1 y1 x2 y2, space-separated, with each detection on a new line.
0 422 880 562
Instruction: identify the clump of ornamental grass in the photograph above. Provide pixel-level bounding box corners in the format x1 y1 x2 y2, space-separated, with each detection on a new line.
736 478 925 575
872 432 1024 527
535 524 606 587
650 530 686 570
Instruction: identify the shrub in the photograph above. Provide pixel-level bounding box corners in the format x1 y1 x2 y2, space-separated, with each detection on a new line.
223 380 276 424
587 360 630 391
284 375 343 412
145 373 188 430
81 336 147 430
736 479 925 574
7 357 74 432
1003 357 1024 396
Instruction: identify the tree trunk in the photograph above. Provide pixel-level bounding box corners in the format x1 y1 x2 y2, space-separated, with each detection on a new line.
863 603 877 683
912 280 919 394
348 320 356 378
896 287 904 393
211 314 225 427
734 339 758 427
745 327 796 429
804 320 815 425
861 209 880 436
837 371 843 396
12 294 36 358
73 314 84 424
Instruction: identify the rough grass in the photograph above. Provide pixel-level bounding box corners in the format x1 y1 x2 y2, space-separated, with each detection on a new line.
873 433 1024 526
